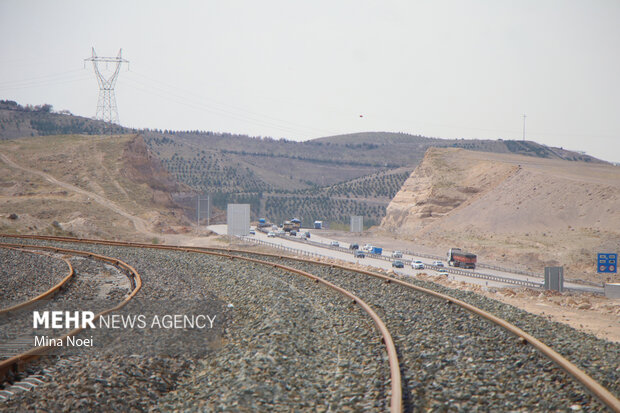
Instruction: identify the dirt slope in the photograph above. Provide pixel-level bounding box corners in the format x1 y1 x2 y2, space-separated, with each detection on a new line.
0 134 191 240
381 148 620 281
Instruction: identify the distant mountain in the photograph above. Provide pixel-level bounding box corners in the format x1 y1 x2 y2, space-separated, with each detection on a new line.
144 130 605 227
0 101 606 228
316 132 604 164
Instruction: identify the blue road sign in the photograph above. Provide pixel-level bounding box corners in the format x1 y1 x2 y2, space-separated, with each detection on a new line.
598 253 617 273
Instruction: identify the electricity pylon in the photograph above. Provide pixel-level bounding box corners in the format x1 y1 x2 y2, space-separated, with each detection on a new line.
84 48 128 124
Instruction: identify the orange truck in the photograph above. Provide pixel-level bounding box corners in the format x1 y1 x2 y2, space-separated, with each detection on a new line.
447 248 477 269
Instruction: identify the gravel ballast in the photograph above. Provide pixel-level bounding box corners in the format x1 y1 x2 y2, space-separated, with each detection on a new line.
0 247 69 304
0 239 390 412
226 249 620 412
1 236 619 412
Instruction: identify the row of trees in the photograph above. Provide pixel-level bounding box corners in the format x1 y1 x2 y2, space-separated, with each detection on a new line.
264 195 386 228
0 100 53 113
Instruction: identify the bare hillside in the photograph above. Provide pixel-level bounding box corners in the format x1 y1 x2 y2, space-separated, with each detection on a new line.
0 134 191 240
381 148 620 281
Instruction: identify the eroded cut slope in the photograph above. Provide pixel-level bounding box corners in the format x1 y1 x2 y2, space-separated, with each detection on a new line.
381 148 620 279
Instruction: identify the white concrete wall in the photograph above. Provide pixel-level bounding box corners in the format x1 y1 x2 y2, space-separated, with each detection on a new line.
227 204 250 236
604 283 620 299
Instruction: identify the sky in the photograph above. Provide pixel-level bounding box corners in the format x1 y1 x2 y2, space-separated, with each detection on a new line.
1 0 619 162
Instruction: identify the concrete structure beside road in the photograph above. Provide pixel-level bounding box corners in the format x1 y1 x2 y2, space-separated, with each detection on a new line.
227 204 250 236
544 267 564 292
604 283 620 299
350 216 363 233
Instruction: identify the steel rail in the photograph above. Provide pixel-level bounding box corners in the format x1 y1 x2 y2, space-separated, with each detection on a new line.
0 236 403 413
0 246 74 315
2 234 619 411
206 245 620 413
189 248 403 413
0 243 142 384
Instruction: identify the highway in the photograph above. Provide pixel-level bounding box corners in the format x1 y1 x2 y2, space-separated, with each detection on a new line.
208 225 603 294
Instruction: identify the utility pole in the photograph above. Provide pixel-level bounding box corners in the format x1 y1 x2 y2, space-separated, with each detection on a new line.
522 114 527 141
84 48 129 125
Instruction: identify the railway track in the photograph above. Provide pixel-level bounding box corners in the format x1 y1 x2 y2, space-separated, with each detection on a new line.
0 234 619 412
0 237 401 411
0 243 141 386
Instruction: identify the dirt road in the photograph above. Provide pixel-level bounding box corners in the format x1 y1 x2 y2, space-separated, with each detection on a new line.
0 152 151 234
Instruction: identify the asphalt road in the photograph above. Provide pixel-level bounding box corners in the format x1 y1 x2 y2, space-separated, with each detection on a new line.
209 225 603 294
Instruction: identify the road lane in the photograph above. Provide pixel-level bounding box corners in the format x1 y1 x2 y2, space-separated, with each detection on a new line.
210 225 579 291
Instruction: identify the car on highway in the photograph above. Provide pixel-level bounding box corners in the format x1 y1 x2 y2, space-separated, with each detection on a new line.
330 241 340 247
349 243 359 250
267 231 275 237
438 271 449 277
411 260 424 269
289 230 297 236
432 260 444 267
249 229 256 235
354 250 365 258
391 251 403 258
392 260 404 268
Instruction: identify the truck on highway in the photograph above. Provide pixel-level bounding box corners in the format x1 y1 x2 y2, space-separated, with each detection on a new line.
447 248 477 269
291 218 301 230
370 246 383 255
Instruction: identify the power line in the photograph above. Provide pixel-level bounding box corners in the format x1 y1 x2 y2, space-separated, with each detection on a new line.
118 74 328 137
0 69 89 91
123 70 332 136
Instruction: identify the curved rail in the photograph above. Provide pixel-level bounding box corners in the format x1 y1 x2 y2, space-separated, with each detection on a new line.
0 243 142 384
0 237 403 412
0 246 74 315
214 245 620 413
2 234 619 411
199 249 402 413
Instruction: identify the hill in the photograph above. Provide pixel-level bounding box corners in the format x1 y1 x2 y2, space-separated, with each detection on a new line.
381 147 620 281
144 130 603 227
0 133 191 240
0 103 606 229
0 100 130 138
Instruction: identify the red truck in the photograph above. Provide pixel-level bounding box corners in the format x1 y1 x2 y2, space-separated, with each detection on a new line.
447 248 477 269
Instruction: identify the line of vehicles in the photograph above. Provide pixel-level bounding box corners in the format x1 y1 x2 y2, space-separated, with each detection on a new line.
255 217 478 272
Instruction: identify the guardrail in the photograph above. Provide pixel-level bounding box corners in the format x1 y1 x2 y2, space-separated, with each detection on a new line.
399 249 539 277
252 230 600 294
259 228 540 276
241 236 544 289
243 237 325 259
423 265 542 288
